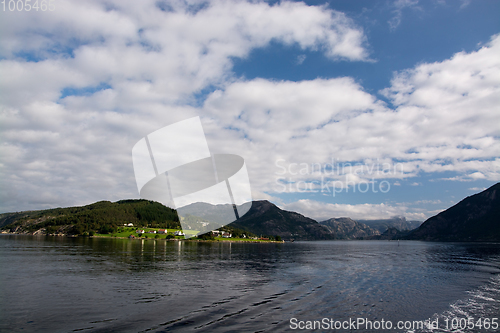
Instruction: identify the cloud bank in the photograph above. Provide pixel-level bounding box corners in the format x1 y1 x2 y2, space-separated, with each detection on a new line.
0 0 370 212
0 0 498 221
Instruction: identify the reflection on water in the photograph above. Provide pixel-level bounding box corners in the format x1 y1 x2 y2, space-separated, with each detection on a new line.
0 235 499 332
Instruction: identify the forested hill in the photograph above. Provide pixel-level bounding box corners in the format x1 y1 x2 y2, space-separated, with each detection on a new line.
0 200 180 236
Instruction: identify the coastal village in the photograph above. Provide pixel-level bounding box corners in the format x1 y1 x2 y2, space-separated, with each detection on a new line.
121 223 272 241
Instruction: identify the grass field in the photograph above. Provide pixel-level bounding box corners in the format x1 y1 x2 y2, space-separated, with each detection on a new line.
94 227 193 239
93 227 280 242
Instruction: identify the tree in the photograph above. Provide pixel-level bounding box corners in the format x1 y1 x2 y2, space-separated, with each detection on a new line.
198 233 215 240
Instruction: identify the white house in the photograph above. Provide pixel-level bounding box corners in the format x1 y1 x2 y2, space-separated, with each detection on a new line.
174 230 185 236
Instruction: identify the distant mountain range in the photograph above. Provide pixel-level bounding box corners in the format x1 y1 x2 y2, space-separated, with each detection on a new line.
2 183 498 242
357 217 422 233
319 217 380 239
167 200 383 240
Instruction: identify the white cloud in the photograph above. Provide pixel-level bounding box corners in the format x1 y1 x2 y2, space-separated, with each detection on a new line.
412 199 441 205
203 77 379 144
296 54 307 65
0 0 370 213
0 0 370 107
379 34 500 171
459 0 471 9
468 187 486 192
281 199 430 221
199 34 500 197
0 0 498 223
388 0 420 31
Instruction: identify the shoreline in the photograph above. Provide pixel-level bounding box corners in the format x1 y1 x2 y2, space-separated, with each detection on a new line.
0 232 285 243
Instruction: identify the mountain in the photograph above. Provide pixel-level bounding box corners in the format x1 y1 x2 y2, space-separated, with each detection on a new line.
229 200 334 241
9 185 497 242
0 199 334 240
368 227 412 240
357 216 422 233
407 183 500 241
0 200 180 235
319 217 380 240
176 202 237 224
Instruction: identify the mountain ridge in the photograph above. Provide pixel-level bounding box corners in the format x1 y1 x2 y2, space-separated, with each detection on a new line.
319 217 380 239
407 183 500 241
2 184 498 241
228 200 335 241
357 216 422 233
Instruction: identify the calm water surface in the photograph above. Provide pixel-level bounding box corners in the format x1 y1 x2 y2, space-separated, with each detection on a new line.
1 235 499 332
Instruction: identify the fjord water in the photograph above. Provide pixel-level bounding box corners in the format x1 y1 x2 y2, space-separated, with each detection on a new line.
1 236 499 333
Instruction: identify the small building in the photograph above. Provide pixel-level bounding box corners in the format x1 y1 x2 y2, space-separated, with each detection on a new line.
221 231 232 238
158 229 167 234
174 230 185 236
136 229 145 234
147 230 156 234
127 223 134 227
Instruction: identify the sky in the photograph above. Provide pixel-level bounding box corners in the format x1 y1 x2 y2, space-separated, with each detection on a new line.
0 0 499 221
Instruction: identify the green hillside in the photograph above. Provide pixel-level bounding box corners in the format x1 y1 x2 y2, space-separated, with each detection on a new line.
0 199 180 236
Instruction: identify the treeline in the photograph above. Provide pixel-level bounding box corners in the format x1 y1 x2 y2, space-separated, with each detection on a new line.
2 200 180 235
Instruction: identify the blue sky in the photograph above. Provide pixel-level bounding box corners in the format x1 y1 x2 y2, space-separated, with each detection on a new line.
0 0 499 221
227 0 500 219
233 1 499 94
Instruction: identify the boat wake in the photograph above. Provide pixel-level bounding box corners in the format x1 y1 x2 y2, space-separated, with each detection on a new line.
416 274 500 333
